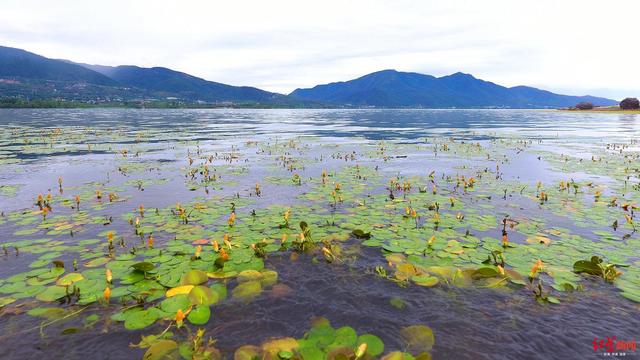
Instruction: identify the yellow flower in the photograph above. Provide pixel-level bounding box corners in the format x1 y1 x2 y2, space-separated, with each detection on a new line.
228 212 236 226
148 234 154 248
175 309 186 327
219 248 229 261
281 234 288 244
104 287 111 304
497 265 505 276
322 246 333 257
107 232 114 244
106 268 113 283
223 233 231 249
139 204 145 216
502 234 509 247
211 240 220 252
355 343 368 359
96 190 102 199
411 208 417 218
530 259 543 278
194 245 202 259
428 235 435 247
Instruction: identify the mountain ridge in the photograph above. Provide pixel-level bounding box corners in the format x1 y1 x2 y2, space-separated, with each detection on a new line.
289 69 616 108
0 45 313 106
0 45 618 108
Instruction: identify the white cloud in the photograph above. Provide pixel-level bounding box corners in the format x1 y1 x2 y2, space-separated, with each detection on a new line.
0 0 638 99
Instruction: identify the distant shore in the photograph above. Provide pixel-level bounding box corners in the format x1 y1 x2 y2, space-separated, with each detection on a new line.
554 106 640 114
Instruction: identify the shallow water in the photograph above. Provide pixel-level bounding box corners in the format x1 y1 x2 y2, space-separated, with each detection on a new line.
0 109 638 360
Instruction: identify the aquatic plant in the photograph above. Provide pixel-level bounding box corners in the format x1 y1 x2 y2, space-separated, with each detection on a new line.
573 256 623 283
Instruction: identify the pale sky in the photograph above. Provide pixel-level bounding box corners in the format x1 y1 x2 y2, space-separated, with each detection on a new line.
1 0 638 99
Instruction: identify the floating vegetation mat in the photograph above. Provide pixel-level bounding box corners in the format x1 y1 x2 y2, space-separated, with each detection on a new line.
0 110 639 359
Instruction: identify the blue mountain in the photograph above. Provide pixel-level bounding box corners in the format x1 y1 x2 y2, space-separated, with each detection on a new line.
289 69 617 108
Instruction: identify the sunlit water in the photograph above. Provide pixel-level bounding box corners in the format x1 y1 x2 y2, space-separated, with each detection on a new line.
0 109 638 360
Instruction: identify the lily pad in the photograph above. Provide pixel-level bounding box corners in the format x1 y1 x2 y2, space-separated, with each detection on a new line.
400 325 435 353
357 334 384 356
187 304 211 325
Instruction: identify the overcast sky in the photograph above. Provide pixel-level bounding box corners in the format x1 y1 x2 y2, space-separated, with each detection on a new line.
1 0 638 99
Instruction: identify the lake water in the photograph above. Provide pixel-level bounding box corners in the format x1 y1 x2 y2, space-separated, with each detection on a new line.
0 109 638 360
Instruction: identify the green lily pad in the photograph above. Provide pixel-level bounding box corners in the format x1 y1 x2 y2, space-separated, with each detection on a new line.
357 334 384 356
181 269 208 285
56 272 84 286
188 285 218 306
143 339 178 360
124 307 160 330
232 280 262 301
131 262 155 273
400 325 435 353
36 285 68 302
187 305 211 325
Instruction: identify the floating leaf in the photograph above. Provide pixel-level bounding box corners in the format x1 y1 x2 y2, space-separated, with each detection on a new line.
0 297 17 308
166 285 194 298
351 229 371 239
237 270 263 283
262 337 298 358
357 334 384 356
181 269 208 285
143 340 178 360
234 345 262 360
132 262 155 272
124 307 159 330
84 257 110 268
27 307 68 320
188 285 218 305
36 286 68 302
56 273 84 286
411 275 439 287
187 305 211 325
160 294 191 314
400 325 435 353
232 280 262 301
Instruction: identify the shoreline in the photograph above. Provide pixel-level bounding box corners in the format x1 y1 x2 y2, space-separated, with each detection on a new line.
553 109 640 114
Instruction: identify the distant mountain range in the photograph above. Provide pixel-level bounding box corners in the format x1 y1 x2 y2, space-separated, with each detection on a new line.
290 69 617 108
0 45 618 108
0 45 311 107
